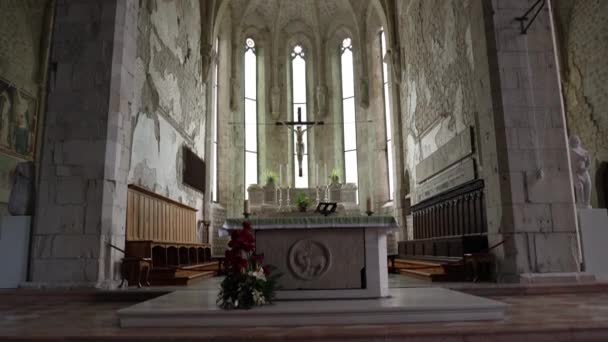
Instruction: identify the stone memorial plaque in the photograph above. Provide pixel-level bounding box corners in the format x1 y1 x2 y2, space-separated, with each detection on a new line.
416 127 473 183
414 157 476 204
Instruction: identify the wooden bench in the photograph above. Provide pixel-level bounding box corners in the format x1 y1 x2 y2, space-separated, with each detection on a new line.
124 185 215 286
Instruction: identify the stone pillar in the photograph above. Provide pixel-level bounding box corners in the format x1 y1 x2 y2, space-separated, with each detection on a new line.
485 0 579 280
29 0 137 288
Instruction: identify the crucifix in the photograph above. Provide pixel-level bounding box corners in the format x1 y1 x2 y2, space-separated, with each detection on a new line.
277 107 324 178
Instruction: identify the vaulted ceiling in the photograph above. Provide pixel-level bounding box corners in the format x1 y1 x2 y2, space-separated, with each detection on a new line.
228 0 359 33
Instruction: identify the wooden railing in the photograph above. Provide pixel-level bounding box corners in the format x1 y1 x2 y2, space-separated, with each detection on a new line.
412 180 486 240
126 184 197 244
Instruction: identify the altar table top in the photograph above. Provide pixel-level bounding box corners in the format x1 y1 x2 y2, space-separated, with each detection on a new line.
221 215 399 237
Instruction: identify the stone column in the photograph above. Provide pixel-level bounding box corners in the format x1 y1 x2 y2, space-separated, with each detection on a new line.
484 0 579 280
29 0 137 288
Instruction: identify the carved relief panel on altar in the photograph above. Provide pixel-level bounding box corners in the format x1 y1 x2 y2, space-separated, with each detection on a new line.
255 228 365 290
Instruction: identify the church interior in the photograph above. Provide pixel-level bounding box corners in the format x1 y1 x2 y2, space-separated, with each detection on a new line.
1 0 608 340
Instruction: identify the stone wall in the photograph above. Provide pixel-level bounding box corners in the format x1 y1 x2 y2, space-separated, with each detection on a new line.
0 0 52 213
129 0 206 215
554 0 608 208
30 0 138 287
484 0 578 278
395 0 579 279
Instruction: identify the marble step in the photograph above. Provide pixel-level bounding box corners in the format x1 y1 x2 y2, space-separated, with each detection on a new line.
393 258 464 281
118 287 508 327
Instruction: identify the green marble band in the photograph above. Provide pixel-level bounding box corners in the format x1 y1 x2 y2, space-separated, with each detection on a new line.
221 215 399 237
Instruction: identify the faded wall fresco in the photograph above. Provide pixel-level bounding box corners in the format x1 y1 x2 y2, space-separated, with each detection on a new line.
0 0 51 209
396 0 493 196
129 0 207 216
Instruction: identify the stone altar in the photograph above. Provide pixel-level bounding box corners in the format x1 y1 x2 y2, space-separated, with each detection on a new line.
247 183 360 214
221 215 398 299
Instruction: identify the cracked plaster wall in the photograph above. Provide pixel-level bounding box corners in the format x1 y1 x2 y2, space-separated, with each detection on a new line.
129 0 206 216
396 0 492 199
555 0 608 208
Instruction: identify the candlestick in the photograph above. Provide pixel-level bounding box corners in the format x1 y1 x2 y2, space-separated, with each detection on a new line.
279 164 283 187
315 163 319 187
323 163 327 185
244 199 250 215
366 196 373 215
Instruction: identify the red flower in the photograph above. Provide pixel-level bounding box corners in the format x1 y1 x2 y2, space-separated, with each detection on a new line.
263 265 271 276
251 253 264 265
243 221 252 231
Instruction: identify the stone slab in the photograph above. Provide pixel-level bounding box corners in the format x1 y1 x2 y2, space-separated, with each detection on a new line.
413 157 476 204
117 287 507 328
578 208 608 278
416 127 473 183
256 228 365 290
0 216 31 288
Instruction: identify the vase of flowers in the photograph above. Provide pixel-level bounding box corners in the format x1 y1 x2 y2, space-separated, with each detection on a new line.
217 221 281 310
295 192 311 212
329 168 341 186
263 170 278 187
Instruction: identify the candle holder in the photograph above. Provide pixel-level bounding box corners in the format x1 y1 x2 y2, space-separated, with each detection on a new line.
277 187 283 211
243 212 251 219
315 186 321 206
365 210 374 217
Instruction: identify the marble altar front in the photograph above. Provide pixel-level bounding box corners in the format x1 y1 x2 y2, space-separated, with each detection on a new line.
221 215 398 299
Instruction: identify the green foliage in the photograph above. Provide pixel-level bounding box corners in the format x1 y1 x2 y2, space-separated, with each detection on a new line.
263 170 278 185
295 192 311 209
329 168 341 183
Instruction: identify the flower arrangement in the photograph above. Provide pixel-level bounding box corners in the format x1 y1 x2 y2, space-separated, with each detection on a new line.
217 221 281 310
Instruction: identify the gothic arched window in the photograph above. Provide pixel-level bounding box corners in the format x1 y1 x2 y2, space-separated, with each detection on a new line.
211 37 219 202
244 37 258 198
380 30 394 201
292 44 309 188
340 37 358 202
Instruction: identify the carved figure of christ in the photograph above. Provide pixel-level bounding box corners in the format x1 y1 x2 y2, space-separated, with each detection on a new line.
277 107 324 178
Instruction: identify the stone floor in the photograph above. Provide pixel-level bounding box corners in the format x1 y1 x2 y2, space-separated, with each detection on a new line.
2 275 608 341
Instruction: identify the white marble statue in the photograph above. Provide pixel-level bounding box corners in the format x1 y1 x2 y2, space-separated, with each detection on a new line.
569 135 592 208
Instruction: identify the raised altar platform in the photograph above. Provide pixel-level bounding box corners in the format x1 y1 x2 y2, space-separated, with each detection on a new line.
117 287 507 327
222 215 398 299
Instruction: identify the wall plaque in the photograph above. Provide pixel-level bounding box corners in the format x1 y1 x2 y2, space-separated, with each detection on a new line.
416 127 473 183
413 157 476 204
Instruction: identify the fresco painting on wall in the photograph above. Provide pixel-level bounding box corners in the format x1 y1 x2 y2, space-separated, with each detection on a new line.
0 154 21 203
0 78 38 160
